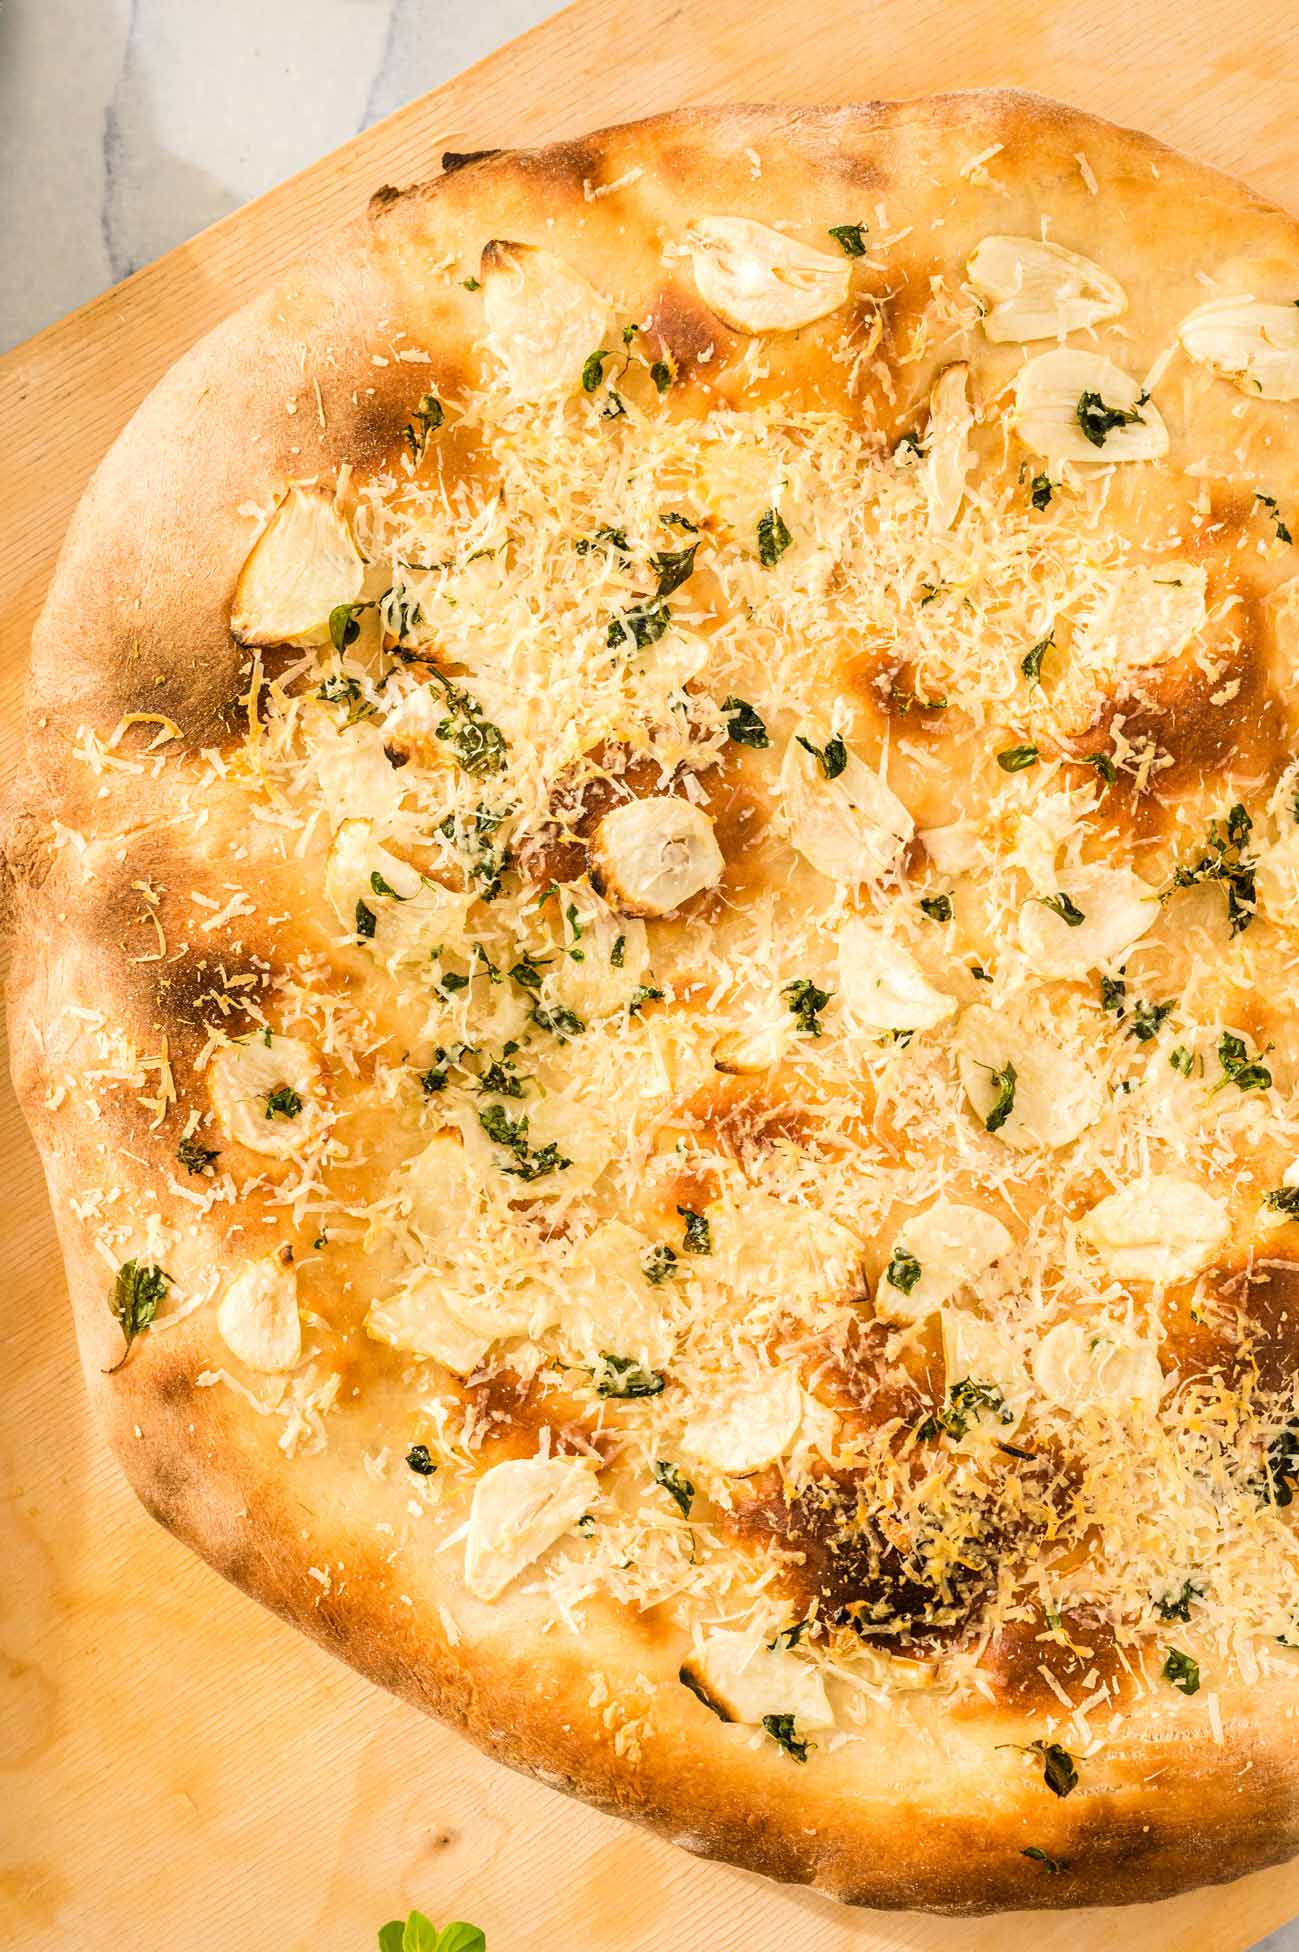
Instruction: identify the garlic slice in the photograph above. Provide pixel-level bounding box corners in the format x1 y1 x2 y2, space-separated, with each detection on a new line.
551 883 649 1022
939 1308 1026 1431
710 1189 865 1304
1177 297 1299 401
323 817 470 952
207 1033 322 1159
685 217 852 334
217 1247 301 1372
680 1631 834 1727
1017 865 1156 979
683 1366 803 1476
967 235 1126 342
923 362 974 532
876 1203 1013 1325
464 1456 598 1602
837 917 955 1033
589 797 723 917
779 722 913 886
480 240 607 398
365 1271 494 1375
1032 1319 1163 1415
1256 829 1299 925
231 488 364 647
712 1016 791 1075
562 1220 671 1369
957 1004 1103 1151
1011 349 1169 464
1079 1174 1229 1284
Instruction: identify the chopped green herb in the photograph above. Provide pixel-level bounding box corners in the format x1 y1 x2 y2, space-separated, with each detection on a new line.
531 1002 586 1040
476 1104 571 1181
108 1259 171 1368
1030 1740 1079 1798
678 1206 712 1255
581 348 611 392
370 869 405 900
575 523 630 557
920 893 952 922
660 511 698 532
404 391 445 465
642 1244 678 1285
1264 1186 1299 1216
610 933 627 968
608 600 672 649
264 1084 303 1120
969 963 993 983
1128 998 1174 1042
1166 802 1256 935
1099 974 1127 1015
1156 1579 1201 1622
1022 1846 1067 1874
628 983 664 1016
600 390 626 420
650 359 673 394
355 898 377 939
783 976 833 1036
1021 633 1053 684
769 1619 810 1652
429 671 508 778
317 670 377 724
329 600 372 652
1082 750 1118 785
1163 1647 1200 1695
653 1459 694 1516
984 1060 1017 1133
1075 389 1146 448
405 1444 437 1476
757 506 793 568
507 953 549 993
1264 1422 1299 1507
996 744 1039 773
886 1247 922 1295
462 275 480 292
1169 1045 1195 1076
796 732 848 780
917 1377 1013 1442
828 222 868 256
722 697 770 748
438 802 510 902
762 1713 811 1761
1037 891 1086 927
1215 1029 1272 1092
438 969 470 994
177 1132 219 1175
595 1352 666 1398
476 1055 527 1098
1256 492 1293 545
1030 473 1054 510
651 542 698 597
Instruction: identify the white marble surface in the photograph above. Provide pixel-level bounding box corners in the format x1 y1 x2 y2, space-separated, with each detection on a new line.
2 3 1299 1946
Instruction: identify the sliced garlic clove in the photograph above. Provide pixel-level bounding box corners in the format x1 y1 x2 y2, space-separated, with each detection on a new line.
562 1219 671 1369
683 1365 803 1476
967 235 1126 343
365 1271 495 1374
923 362 974 532
837 917 955 1033
1032 1319 1164 1415
919 821 982 876
1011 349 1168 464
1078 1174 1229 1284
550 883 650 1023
1017 865 1156 979
956 1004 1103 1151
207 1033 321 1159
480 240 607 398
710 1189 865 1303
588 797 724 917
876 1202 1014 1326
231 488 364 647
302 703 407 833
217 1247 302 1371
1177 298 1299 401
1256 829 1299 924
323 817 471 955
779 722 913 886
679 1630 834 1728
712 1018 790 1075
685 217 852 334
464 1455 598 1602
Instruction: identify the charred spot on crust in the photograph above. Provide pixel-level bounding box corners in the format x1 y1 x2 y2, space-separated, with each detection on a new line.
976 1607 1130 1714
1186 1258 1299 1396
683 1077 818 1164
518 743 690 888
440 149 505 175
814 1317 938 1432
1106 619 1285 797
647 283 736 385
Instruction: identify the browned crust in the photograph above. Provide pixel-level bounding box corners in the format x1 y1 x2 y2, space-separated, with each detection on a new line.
9 89 1299 1913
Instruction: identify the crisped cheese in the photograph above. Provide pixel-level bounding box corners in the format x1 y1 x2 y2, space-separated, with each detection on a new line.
464 1456 598 1601
1079 1175 1230 1284
680 1629 834 1727
217 1248 302 1372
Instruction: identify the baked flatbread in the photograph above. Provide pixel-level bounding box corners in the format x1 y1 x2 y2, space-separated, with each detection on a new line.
9 89 1299 1912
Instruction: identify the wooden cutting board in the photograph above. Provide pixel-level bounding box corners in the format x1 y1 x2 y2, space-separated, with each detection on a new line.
5 1 1299 1945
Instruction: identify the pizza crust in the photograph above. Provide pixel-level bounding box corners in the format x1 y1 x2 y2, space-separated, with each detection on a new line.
9 90 1299 1913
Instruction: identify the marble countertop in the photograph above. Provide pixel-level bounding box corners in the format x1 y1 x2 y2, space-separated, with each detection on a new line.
1 3 1297 1946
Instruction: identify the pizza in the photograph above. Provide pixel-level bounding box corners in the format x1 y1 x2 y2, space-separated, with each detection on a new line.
9 87 1299 1913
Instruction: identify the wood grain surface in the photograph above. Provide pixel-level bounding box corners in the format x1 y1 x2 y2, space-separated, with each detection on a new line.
5 0 1299 1945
